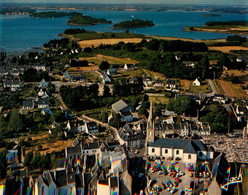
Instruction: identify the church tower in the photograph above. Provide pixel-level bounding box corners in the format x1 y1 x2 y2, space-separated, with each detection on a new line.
146 101 155 143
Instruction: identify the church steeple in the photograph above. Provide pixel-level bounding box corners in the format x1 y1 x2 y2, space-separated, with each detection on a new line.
147 100 153 129
146 101 155 143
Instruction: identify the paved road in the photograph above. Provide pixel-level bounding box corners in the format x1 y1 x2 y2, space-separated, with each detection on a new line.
207 79 217 96
80 114 125 146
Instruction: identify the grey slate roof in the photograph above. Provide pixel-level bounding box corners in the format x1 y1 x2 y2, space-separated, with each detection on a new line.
148 138 207 154
22 100 34 108
82 142 100 150
38 98 49 105
66 146 82 154
112 100 128 113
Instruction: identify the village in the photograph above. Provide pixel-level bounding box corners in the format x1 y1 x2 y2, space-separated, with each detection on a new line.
0 30 248 195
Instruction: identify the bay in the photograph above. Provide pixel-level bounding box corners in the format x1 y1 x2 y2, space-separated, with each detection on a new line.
0 10 247 54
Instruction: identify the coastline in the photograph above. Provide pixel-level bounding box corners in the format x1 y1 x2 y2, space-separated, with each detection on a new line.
184 27 248 36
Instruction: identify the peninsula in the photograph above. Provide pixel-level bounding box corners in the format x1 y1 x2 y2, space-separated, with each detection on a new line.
30 11 81 18
185 20 248 35
113 19 155 29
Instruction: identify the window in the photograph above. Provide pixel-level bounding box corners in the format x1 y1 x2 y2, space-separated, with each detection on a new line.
176 150 179 155
152 148 155 153
188 154 191 159
199 152 203 157
165 149 168 154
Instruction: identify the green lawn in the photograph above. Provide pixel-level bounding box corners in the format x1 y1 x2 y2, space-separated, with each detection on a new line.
190 82 212 93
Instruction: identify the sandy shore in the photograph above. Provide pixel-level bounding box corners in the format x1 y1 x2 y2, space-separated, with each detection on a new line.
147 35 227 43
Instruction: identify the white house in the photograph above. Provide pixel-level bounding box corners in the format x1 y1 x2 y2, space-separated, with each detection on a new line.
107 69 117 76
154 79 165 87
147 138 214 164
124 64 135 70
82 142 102 156
38 98 49 109
193 78 201 87
213 94 227 104
4 80 22 91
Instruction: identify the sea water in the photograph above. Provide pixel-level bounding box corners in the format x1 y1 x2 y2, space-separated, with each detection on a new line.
0 10 247 54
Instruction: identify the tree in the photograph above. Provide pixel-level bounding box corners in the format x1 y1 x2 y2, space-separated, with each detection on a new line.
100 111 108 123
24 151 33 166
109 114 121 128
197 56 210 79
217 55 232 69
0 152 7 179
103 85 110 97
8 109 22 132
99 61 110 70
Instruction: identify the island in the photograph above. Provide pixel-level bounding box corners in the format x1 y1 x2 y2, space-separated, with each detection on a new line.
67 14 112 25
30 11 81 18
184 20 248 35
113 19 155 29
202 14 221 17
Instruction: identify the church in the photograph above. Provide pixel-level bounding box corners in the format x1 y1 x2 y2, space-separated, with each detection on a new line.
146 102 214 164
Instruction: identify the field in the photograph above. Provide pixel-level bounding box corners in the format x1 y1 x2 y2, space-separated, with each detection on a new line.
209 46 248 54
78 54 139 65
25 134 73 155
68 63 99 72
149 35 227 45
148 96 170 105
179 79 191 91
78 38 143 48
216 79 248 99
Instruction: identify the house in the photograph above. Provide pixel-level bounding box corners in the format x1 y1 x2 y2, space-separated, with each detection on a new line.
41 107 53 115
193 77 202 86
107 69 116 76
71 74 86 82
38 98 49 109
213 94 227 104
4 80 22 91
129 76 138 84
64 72 72 80
183 61 198 68
22 100 34 110
65 145 82 163
166 79 180 91
154 79 165 87
38 89 49 99
236 56 246 62
147 138 214 163
82 142 102 156
124 64 135 70
85 122 98 134
143 76 153 87
119 110 133 122
39 79 48 88
112 100 134 122
101 72 111 84
97 176 119 195
33 65 46 71
112 100 134 114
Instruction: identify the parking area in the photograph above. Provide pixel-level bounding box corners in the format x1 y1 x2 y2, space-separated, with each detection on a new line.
146 160 210 194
